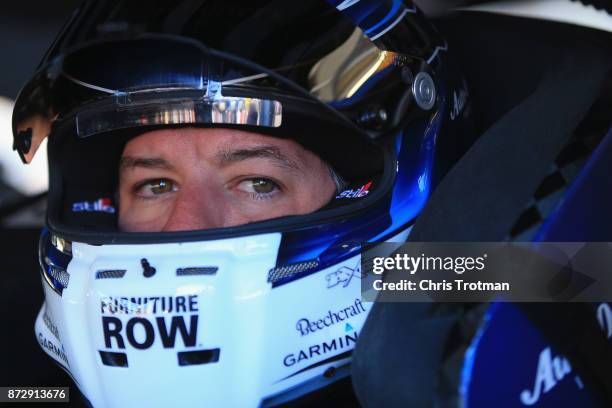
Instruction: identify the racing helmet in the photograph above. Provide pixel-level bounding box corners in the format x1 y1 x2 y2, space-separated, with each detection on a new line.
12 0 472 406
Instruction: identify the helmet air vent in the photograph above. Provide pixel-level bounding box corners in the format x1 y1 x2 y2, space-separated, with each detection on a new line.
176 266 218 276
95 269 127 279
46 262 70 289
268 260 319 284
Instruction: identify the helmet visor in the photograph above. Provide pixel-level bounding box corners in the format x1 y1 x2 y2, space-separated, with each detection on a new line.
14 35 357 162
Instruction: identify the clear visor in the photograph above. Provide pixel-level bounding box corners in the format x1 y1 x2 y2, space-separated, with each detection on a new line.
75 89 282 139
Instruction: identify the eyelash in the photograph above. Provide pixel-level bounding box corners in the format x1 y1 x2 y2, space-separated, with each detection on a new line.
238 178 281 201
131 178 176 201
250 192 274 201
131 178 282 201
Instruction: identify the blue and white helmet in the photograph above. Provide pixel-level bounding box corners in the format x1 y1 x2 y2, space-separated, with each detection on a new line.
12 0 473 406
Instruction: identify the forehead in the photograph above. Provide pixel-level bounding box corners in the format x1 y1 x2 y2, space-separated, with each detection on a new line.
122 127 310 160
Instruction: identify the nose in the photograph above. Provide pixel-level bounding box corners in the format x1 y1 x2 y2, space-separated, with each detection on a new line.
162 183 226 232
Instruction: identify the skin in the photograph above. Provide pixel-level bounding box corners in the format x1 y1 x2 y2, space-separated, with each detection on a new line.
118 127 336 232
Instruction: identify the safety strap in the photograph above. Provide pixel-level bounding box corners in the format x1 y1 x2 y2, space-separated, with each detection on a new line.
407 47 611 242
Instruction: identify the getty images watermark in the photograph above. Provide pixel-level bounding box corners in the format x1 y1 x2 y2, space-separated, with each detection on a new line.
360 242 612 302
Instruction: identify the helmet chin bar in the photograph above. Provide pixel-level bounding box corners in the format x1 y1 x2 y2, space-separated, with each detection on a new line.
37 223 413 407
35 227 406 407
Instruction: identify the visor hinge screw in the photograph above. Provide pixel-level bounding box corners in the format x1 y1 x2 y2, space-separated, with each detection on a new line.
141 258 156 278
357 108 388 130
412 72 436 111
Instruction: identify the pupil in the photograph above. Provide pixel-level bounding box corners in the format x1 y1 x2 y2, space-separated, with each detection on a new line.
152 180 170 194
253 179 273 194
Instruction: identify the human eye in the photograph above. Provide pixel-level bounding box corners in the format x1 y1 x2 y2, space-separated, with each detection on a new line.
133 178 178 199
235 177 281 200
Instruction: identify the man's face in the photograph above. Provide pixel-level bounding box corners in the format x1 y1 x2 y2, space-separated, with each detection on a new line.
118 127 336 232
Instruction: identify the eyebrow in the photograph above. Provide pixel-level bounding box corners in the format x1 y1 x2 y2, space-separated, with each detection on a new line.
119 156 175 172
217 145 302 173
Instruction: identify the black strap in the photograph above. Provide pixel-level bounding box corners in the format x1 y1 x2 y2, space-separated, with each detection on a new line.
408 47 611 242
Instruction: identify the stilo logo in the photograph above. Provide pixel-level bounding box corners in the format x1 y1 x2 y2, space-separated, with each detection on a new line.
72 198 116 213
336 181 372 199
